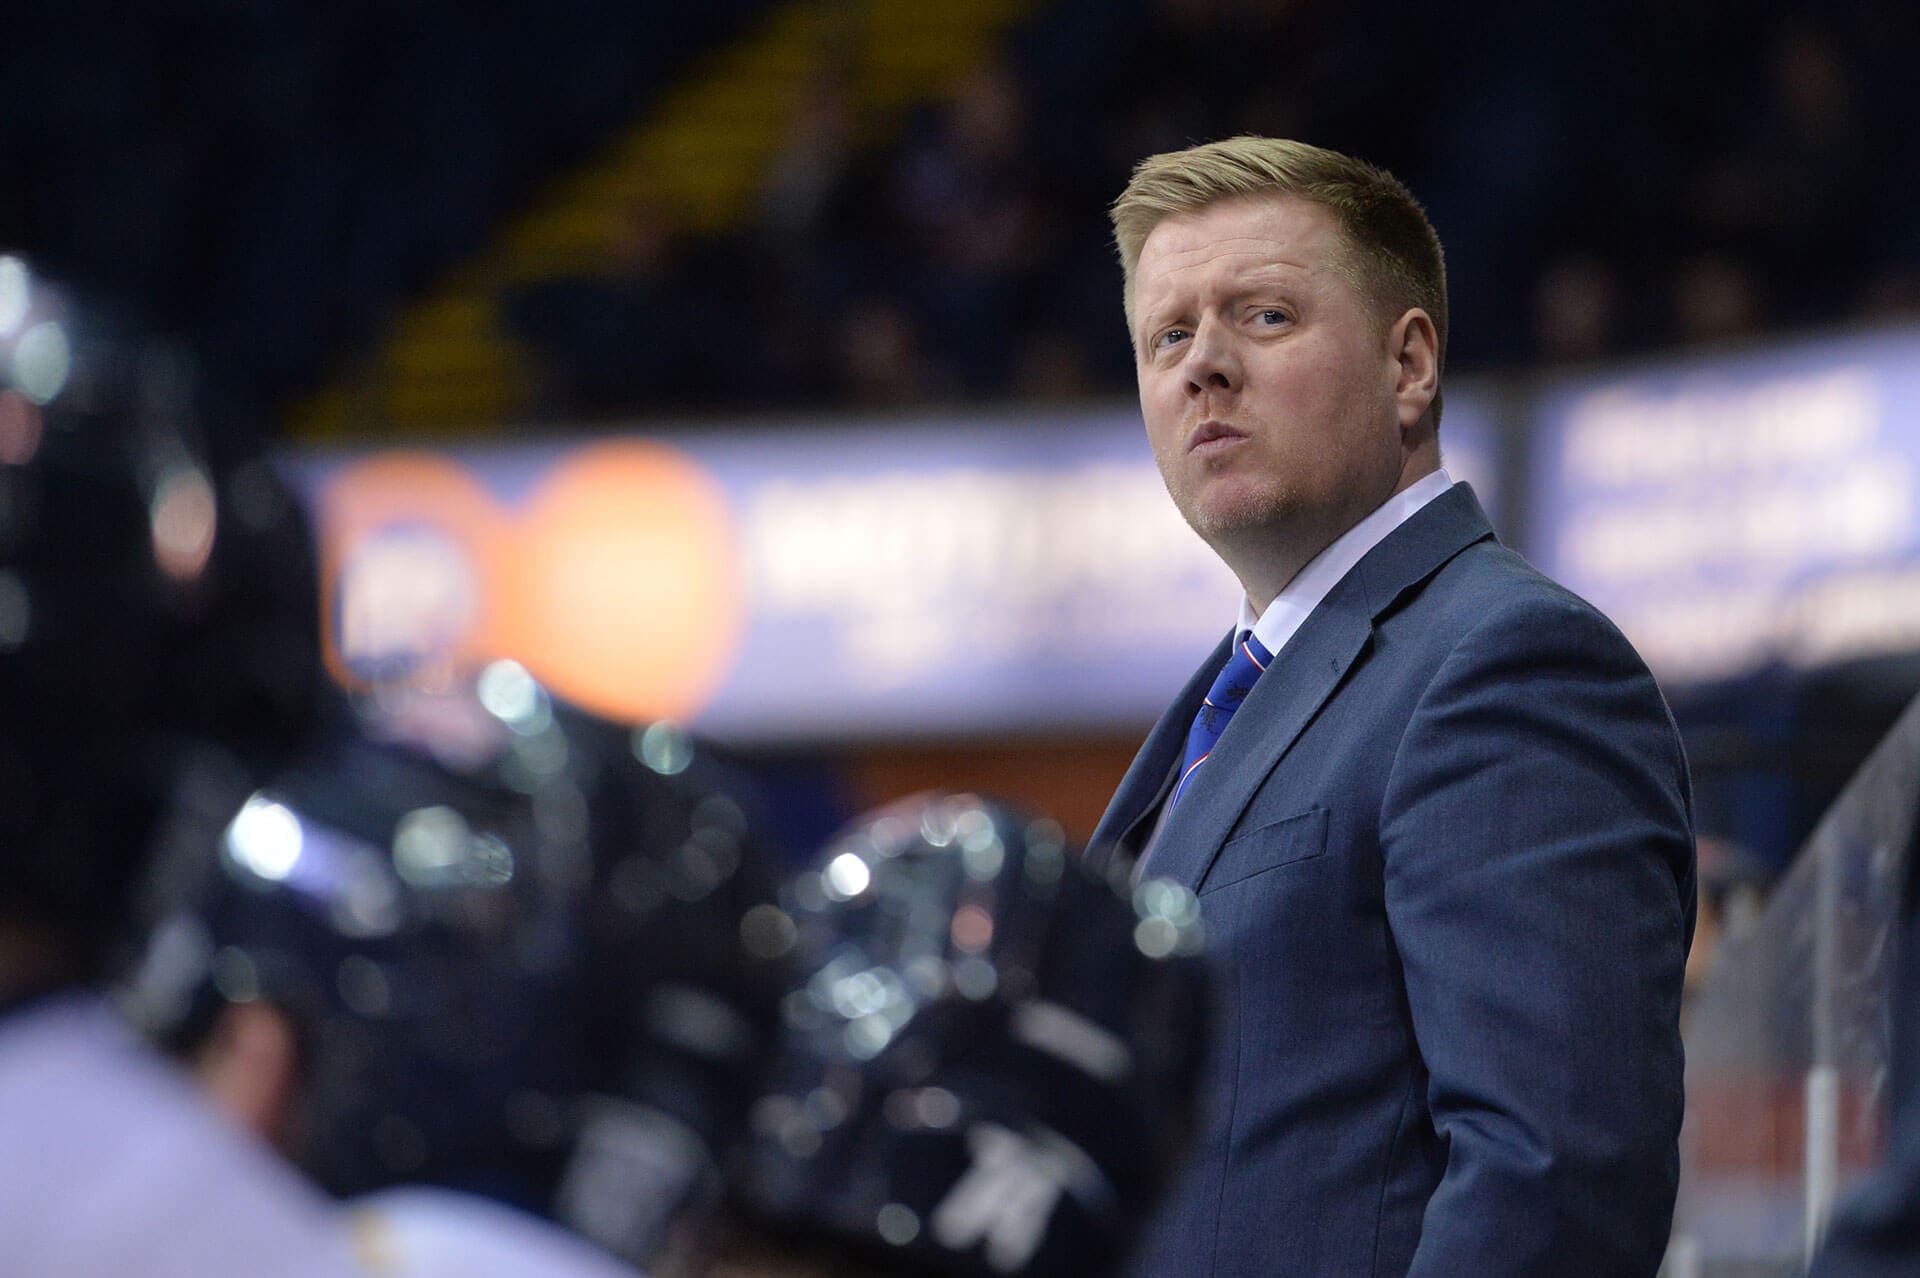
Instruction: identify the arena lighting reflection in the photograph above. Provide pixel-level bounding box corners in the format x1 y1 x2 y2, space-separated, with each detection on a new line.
0 257 27 336
392 805 514 889
225 795 303 882
11 321 69 405
475 659 550 734
822 850 871 901
220 793 413 939
149 464 217 582
633 720 692 775
1131 879 1204 961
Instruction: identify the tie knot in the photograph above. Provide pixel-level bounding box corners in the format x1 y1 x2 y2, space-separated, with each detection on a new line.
1171 633 1272 812
1206 634 1271 709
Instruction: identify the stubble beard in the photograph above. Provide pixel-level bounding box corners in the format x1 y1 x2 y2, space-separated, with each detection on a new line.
1165 462 1300 559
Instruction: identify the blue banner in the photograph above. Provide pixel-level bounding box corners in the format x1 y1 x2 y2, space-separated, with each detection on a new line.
290 392 1504 742
1526 327 1920 686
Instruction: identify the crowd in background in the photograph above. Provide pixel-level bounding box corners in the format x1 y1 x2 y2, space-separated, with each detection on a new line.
506 0 1920 422
7 4 1920 1271
3 0 1918 428
0 0 765 416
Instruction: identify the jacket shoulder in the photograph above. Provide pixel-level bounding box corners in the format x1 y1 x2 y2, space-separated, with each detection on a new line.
1411 539 1649 663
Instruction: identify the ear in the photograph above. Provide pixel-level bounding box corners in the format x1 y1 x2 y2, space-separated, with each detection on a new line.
1389 309 1440 435
196 1000 301 1149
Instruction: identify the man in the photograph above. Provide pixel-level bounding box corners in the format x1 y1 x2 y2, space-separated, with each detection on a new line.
130 670 791 1278
0 254 366 1276
1089 137 1696 1275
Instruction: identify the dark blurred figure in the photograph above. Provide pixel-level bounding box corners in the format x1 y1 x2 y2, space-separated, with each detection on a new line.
1672 252 1769 349
1092 0 1311 169
504 200 731 421
1529 252 1624 366
1686 16 1872 324
829 294 944 408
707 792 1210 1278
0 253 359 1275
129 669 791 1276
759 69 862 249
1857 260 1920 325
1009 324 1104 403
876 60 1065 398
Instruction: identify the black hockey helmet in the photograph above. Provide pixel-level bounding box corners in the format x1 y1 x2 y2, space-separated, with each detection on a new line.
735 792 1211 1277
0 254 320 968
127 663 790 1269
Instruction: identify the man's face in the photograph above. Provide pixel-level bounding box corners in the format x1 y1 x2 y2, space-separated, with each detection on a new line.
1133 194 1424 595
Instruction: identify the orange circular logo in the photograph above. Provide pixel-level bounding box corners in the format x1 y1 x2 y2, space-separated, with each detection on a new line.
505 440 740 723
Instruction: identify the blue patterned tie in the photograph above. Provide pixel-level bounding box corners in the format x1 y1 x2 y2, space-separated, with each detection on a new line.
1170 632 1272 811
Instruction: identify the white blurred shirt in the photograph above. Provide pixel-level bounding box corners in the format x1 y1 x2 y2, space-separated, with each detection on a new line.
0 993 366 1278
346 1187 646 1278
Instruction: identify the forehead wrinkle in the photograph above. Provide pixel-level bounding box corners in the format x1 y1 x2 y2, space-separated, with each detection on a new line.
1137 248 1322 318
1135 198 1336 313
1145 233 1313 274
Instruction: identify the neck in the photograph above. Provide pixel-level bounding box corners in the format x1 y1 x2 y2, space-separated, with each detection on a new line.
1220 503 1367 616
1229 457 1445 615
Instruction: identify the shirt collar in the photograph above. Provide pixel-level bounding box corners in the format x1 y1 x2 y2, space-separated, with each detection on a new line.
1236 469 1455 656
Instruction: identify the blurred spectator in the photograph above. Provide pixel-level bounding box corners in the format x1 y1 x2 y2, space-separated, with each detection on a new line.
1687 18 1871 319
1858 260 1920 323
878 61 1063 397
1672 253 1768 348
830 295 945 408
505 200 720 420
1011 325 1103 402
7 0 1919 428
1530 253 1624 365
760 70 862 246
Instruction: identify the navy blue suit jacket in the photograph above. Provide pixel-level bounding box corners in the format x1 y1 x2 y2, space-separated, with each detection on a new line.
1093 484 1695 1276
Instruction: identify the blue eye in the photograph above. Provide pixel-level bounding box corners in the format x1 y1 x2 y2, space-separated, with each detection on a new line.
1256 309 1289 326
1154 328 1191 350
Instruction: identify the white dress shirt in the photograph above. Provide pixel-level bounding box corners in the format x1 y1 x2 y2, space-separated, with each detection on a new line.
347 1187 647 1278
1139 470 1456 869
1238 469 1455 658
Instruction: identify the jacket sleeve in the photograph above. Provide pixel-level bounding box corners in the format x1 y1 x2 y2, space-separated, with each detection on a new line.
1380 592 1695 1277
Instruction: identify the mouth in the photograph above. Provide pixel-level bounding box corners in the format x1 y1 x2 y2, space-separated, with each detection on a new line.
1186 420 1248 454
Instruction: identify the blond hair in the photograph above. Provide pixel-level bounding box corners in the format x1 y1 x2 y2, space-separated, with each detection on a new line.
1111 136 1447 404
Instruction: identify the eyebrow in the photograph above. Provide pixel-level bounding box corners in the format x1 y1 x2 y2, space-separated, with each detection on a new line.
1138 265 1313 330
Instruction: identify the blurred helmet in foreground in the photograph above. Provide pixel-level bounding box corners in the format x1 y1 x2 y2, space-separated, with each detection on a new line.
555 704 791 1265
0 254 321 963
127 665 789 1269
734 792 1210 1277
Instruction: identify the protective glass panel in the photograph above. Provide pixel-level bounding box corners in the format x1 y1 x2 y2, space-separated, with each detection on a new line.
1668 694 1920 1277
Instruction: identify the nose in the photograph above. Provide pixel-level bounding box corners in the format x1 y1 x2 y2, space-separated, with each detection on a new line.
1184 318 1239 397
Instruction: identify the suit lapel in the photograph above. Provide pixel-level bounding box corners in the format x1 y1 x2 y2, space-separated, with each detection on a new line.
1090 631 1233 861
1349 481 1496 622
1145 596 1372 889
1137 484 1498 892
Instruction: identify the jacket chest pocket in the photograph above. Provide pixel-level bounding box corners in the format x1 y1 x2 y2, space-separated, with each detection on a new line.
1197 806 1329 896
